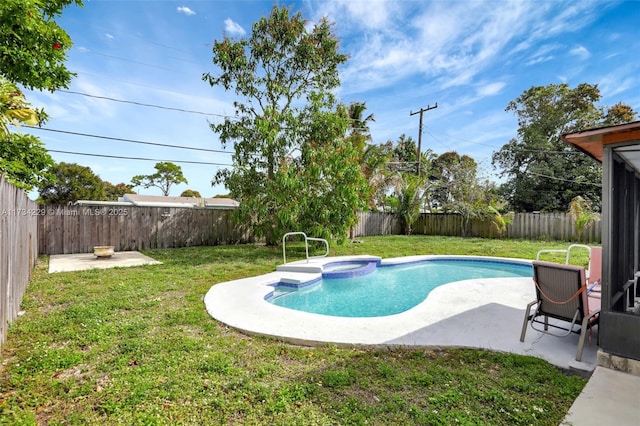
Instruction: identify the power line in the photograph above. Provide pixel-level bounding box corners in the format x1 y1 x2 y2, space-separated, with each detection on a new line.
74 70 213 102
421 127 464 150
48 150 232 166
68 18 207 57
84 47 203 67
59 87 373 127
25 126 233 154
59 90 230 118
423 127 503 150
422 126 598 155
78 48 183 73
527 171 601 186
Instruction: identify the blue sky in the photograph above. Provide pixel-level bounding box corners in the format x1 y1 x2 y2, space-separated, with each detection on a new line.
22 0 640 198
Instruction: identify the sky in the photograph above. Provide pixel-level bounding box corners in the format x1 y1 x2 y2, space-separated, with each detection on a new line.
21 0 640 199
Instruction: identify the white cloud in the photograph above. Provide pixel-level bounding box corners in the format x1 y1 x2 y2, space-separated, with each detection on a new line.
476 82 506 97
336 0 540 95
105 33 114 40
224 18 245 36
322 0 397 29
177 6 196 16
523 43 559 66
525 56 554 66
335 0 612 99
569 45 591 60
598 65 637 98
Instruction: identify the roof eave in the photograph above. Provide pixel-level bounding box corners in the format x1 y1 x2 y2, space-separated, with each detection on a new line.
562 121 640 163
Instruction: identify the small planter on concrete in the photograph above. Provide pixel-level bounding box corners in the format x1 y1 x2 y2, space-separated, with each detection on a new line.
93 246 115 258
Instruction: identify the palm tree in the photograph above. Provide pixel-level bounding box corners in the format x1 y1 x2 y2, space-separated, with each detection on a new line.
361 144 393 210
568 195 600 242
346 102 377 239
392 172 427 235
487 206 513 239
348 101 375 137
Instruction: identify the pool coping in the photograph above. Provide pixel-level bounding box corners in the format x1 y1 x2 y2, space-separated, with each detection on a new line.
204 255 599 372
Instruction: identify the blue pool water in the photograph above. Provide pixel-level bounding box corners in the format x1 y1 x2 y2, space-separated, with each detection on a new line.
268 259 532 317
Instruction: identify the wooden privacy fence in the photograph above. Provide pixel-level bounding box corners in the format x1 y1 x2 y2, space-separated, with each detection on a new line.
353 211 601 243
352 211 402 236
507 212 600 242
0 176 38 351
37 207 602 255
38 205 252 255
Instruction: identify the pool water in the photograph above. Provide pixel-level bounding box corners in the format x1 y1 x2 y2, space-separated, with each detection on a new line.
269 259 532 317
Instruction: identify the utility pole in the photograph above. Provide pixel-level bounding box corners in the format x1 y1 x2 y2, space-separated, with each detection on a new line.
410 103 438 175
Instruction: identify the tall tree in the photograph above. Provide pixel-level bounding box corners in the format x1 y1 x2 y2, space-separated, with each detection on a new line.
0 81 43 136
1 80 53 191
204 5 366 245
289 103 369 241
347 101 376 183
38 162 105 205
603 102 636 126
0 0 82 91
362 142 393 210
104 181 135 201
180 189 202 198
0 133 54 190
492 83 636 212
426 151 505 235
1 0 81 189
429 152 478 212
131 162 188 196
390 134 418 173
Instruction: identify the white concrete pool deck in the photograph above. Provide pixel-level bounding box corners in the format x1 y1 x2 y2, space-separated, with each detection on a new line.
204 255 599 373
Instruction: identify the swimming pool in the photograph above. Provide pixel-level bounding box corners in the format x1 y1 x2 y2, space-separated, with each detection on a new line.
204 255 598 370
204 254 536 348
267 258 532 317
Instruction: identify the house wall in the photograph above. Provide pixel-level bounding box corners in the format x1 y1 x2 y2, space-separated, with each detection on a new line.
600 148 640 361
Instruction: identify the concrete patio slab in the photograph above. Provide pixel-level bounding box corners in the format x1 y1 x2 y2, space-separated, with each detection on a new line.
561 366 640 425
48 251 161 273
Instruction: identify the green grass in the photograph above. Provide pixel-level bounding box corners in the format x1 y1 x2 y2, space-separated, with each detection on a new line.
0 236 588 425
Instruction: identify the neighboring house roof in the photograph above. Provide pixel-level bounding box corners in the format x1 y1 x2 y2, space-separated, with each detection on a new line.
76 194 239 209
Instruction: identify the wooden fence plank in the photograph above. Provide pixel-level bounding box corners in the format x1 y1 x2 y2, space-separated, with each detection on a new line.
0 177 38 352
37 204 252 255
354 211 600 243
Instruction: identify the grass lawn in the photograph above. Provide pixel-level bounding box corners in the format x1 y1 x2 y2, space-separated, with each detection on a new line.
0 236 589 425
